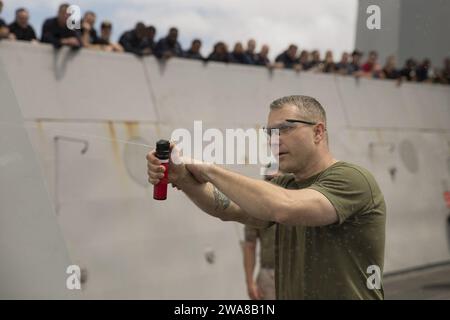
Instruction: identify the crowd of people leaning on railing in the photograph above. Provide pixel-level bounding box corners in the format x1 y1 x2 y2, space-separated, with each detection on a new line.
1 2 449 85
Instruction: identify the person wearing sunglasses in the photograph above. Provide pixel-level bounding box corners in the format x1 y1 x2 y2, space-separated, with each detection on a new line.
147 95 386 300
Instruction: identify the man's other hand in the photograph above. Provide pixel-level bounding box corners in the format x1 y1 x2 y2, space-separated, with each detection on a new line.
247 281 262 300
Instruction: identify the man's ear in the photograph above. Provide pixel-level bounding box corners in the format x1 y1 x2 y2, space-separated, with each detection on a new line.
314 123 326 144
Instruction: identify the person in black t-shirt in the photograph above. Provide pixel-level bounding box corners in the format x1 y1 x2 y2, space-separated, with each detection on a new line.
207 41 230 63
229 42 252 65
41 3 82 48
0 0 11 40
309 50 323 71
119 22 154 56
8 8 37 41
347 50 363 75
415 58 432 82
298 50 312 71
436 57 450 85
381 55 400 80
274 44 299 70
80 11 99 47
184 39 204 60
400 58 417 82
245 39 258 65
154 27 183 59
322 50 336 73
254 44 271 67
335 52 350 75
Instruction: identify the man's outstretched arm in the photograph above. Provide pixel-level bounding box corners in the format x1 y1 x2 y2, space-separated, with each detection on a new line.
186 163 338 227
177 174 272 228
147 149 271 228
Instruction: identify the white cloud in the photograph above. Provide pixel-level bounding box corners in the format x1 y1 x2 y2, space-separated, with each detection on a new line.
3 0 358 60
6 0 63 10
110 0 358 59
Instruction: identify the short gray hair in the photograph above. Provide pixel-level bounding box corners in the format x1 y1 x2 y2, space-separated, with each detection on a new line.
269 95 326 125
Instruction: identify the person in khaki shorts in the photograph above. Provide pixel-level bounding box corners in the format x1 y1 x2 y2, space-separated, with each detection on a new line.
147 95 386 299
243 223 276 300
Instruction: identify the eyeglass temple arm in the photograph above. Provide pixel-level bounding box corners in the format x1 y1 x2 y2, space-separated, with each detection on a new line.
285 119 317 125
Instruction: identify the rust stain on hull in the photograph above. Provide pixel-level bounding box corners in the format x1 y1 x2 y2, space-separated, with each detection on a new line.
35 119 50 149
36 119 43 131
36 119 45 138
106 121 131 193
124 121 140 139
107 121 121 161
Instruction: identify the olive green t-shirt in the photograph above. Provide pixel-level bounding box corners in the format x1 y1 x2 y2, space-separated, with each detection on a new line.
244 224 276 269
271 161 386 300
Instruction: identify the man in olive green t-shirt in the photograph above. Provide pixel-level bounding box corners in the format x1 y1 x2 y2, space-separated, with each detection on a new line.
243 222 277 300
271 162 385 299
147 95 386 299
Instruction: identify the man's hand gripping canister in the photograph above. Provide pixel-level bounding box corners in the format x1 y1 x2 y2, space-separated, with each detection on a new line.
153 140 170 200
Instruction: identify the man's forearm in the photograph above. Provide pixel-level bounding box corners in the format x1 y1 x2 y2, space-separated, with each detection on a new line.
177 174 270 227
179 177 232 220
206 165 288 223
243 243 257 285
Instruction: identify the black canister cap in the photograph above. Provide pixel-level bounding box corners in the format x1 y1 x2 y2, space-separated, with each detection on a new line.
156 139 170 159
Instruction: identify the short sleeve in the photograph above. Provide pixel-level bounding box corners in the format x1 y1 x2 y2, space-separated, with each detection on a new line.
244 225 259 242
308 166 373 224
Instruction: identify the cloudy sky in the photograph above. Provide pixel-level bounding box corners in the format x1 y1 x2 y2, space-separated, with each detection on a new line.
1 0 358 60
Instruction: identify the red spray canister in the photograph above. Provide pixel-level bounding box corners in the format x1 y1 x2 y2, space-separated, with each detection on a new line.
153 140 170 200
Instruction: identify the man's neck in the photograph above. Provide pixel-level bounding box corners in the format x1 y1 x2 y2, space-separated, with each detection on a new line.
293 153 338 182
